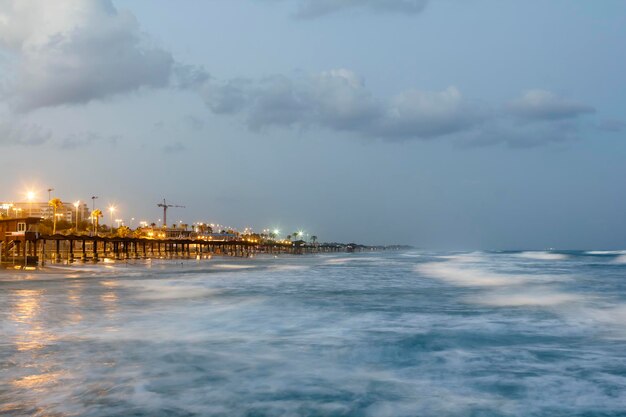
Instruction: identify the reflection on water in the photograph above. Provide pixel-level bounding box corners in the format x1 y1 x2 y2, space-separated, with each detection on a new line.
0 252 625 416
12 371 65 390
99 280 119 332
3 287 65 416
11 289 43 324
11 289 59 352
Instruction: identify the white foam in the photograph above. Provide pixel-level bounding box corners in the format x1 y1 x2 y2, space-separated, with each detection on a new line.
586 250 626 255
416 262 533 287
270 265 310 271
517 251 568 261
468 291 582 307
323 257 382 264
613 255 626 264
212 264 256 269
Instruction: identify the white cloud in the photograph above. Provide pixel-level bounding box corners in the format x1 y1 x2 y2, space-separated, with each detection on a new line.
375 86 483 139
200 69 482 141
507 89 595 121
0 0 174 111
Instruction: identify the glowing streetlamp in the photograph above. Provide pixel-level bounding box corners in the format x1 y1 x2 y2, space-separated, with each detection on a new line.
74 201 80 231
26 191 35 216
109 205 116 234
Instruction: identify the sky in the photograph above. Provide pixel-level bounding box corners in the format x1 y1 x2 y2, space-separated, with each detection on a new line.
0 0 625 249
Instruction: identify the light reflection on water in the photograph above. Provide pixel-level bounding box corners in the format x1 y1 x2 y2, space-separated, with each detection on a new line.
0 252 625 416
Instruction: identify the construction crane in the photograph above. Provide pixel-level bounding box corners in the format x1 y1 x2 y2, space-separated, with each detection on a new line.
157 199 185 228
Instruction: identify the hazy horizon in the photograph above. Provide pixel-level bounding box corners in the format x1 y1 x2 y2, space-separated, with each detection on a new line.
1 0 625 249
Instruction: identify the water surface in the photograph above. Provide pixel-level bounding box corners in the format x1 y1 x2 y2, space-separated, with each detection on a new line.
1 251 625 416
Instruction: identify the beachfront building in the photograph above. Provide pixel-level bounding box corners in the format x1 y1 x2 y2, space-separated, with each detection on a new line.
0 201 90 223
0 217 41 264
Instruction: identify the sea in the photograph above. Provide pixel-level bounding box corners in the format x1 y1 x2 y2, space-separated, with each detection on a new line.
1 250 625 417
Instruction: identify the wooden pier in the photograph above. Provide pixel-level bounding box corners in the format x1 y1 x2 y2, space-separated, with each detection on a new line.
4 234 359 266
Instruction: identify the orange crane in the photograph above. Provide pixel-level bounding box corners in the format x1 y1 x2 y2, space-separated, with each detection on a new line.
157 199 185 228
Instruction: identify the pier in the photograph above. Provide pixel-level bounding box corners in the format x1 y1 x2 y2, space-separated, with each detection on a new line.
1 234 367 267
0 217 394 268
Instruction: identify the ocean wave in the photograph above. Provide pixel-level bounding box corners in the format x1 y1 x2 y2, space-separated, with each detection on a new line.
516 251 568 261
467 290 582 307
585 250 626 255
416 262 534 287
613 255 626 264
322 256 385 265
212 264 257 269
270 265 310 271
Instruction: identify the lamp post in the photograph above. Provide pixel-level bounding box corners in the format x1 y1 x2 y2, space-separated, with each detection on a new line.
91 196 98 236
26 191 35 216
109 206 116 235
74 201 80 232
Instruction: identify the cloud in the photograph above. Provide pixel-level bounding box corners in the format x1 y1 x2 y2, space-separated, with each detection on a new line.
184 115 205 131
461 120 582 149
198 72 604 148
163 142 186 153
507 89 595 121
595 119 625 133
0 120 51 146
289 0 429 18
0 0 174 112
200 69 481 141
374 86 484 139
58 132 119 149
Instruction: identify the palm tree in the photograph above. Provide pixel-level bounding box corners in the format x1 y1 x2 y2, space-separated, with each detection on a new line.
91 209 103 234
48 198 64 234
310 235 318 244
286 234 292 241
116 225 131 238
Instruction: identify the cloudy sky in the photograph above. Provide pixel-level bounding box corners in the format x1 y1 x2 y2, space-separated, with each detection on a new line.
0 0 624 248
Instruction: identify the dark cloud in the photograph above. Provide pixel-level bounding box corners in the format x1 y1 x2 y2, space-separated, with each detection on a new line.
0 0 174 112
507 90 595 121
291 0 429 18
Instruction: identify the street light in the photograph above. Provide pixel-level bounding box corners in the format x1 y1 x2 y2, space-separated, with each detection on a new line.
26 191 35 216
74 201 80 231
91 196 98 236
109 205 116 234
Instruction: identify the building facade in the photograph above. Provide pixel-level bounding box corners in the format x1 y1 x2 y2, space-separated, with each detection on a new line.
0 201 90 223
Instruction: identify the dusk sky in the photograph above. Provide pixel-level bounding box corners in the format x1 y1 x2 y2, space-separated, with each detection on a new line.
0 0 624 248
